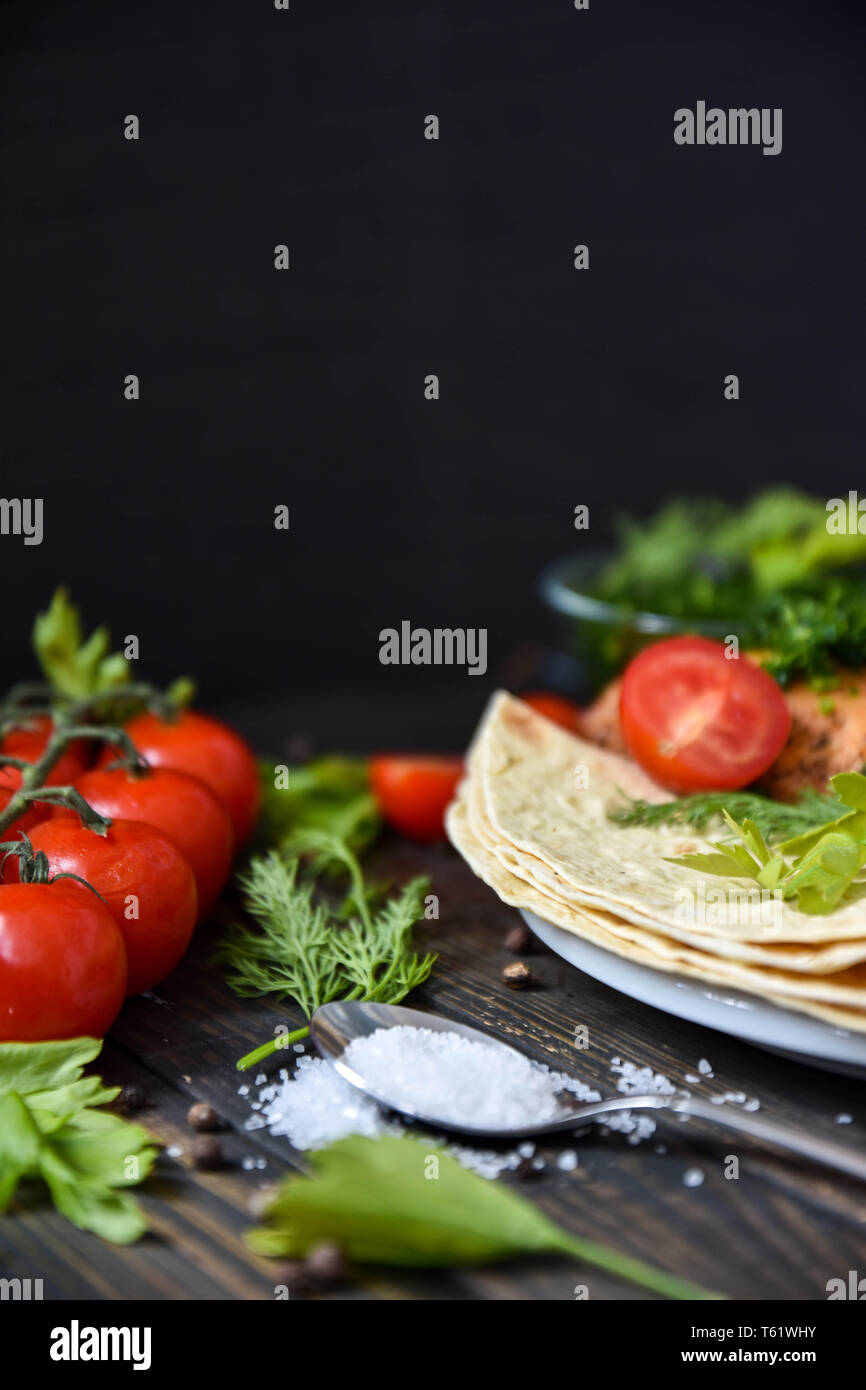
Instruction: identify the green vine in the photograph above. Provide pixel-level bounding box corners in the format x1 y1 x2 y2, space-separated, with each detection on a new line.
0 698 144 840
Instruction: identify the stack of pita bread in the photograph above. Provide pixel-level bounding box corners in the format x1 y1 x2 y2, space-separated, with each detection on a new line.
447 692 866 1032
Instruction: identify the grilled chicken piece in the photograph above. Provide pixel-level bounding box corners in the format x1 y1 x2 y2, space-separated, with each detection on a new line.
578 667 866 801
758 673 866 801
579 675 627 754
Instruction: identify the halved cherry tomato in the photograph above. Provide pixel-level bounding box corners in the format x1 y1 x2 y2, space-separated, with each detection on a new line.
369 756 464 843
103 710 260 847
0 881 127 1040
522 691 583 733
619 635 792 794
0 716 90 841
8 819 198 996
54 767 233 918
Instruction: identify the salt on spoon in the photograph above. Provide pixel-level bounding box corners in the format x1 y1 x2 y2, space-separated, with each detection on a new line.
312 1001 601 1136
307 1002 866 1179
339 1025 598 1131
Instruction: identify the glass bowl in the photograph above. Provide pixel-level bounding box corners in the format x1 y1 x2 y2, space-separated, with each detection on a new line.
538 552 731 697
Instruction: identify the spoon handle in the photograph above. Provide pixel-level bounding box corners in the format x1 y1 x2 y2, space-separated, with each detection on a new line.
671 1095 866 1181
558 1093 866 1181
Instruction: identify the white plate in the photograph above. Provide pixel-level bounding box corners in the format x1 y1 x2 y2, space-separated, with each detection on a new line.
522 909 866 1079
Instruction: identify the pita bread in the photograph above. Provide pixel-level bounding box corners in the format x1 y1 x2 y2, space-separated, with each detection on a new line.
446 692 866 1032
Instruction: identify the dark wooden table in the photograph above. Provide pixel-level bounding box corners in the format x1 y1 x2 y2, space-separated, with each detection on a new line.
4 819 866 1302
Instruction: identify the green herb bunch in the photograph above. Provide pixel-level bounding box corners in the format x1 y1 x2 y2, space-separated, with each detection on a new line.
610 785 845 843
218 830 436 1070
592 490 866 686
249 1134 721 1300
0 1038 158 1243
747 576 866 687
256 757 380 862
669 772 866 915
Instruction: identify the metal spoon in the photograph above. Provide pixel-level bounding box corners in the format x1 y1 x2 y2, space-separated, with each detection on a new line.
310 1000 866 1181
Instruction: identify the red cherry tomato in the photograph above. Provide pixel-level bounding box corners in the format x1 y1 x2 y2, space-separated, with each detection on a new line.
102 710 260 847
9 820 198 996
0 716 90 842
619 636 792 794
55 767 233 918
369 756 464 843
0 881 127 1041
522 691 583 733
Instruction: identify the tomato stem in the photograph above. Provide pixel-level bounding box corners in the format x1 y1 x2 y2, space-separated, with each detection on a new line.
0 698 148 839
0 669 196 893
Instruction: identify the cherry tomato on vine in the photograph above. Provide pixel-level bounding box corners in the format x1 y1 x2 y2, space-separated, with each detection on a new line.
619 636 792 794
1 716 88 786
0 716 90 842
521 691 583 733
55 767 233 918
0 790 41 844
102 710 261 847
8 819 198 996
369 755 464 843
0 881 127 1041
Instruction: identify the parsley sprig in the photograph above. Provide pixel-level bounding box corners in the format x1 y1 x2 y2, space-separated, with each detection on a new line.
669 776 866 915
219 830 436 1070
0 1038 158 1243
249 1134 722 1300
256 757 380 863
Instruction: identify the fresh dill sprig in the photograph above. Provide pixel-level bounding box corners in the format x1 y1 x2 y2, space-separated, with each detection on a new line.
336 879 437 1003
217 855 346 1014
218 829 435 1070
609 786 844 844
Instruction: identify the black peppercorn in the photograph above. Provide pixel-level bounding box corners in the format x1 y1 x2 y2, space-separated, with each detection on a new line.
305 1242 348 1287
190 1135 223 1170
504 923 531 954
274 1261 310 1294
118 1084 148 1114
187 1102 220 1131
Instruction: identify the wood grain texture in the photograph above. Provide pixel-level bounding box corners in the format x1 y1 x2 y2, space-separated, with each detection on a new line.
2 833 865 1301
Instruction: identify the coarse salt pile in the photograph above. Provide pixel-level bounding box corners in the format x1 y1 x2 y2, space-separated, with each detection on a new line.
601 1055 763 1145
610 1059 677 1098
245 1025 601 1179
599 1056 678 1143
248 1059 525 1180
244 1037 766 1174
240 1039 767 1178
342 1025 601 1130
253 1054 396 1150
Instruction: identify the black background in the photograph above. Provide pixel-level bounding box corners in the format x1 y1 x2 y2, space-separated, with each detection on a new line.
4 0 865 734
